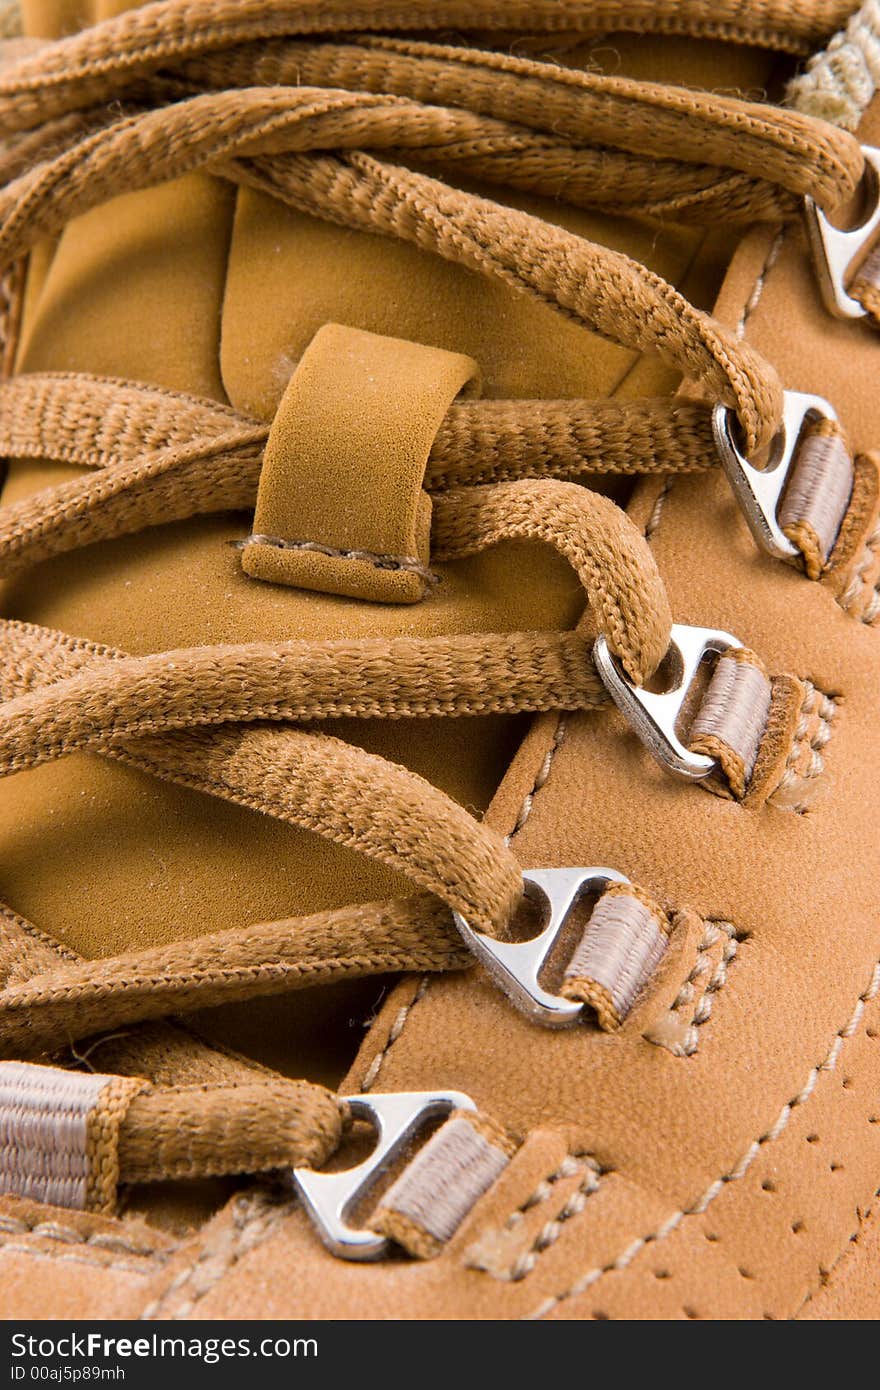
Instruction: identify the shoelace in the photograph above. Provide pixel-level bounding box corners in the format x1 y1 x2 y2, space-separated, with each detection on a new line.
0 0 877 1227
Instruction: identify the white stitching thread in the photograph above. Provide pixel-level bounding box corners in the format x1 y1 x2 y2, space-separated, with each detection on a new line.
470 1154 605 1282
768 680 838 815
504 1153 584 1227
639 227 789 555
838 520 880 624
735 228 787 339
646 920 741 1058
732 224 880 628
504 715 568 846
139 1193 284 1321
0 1212 172 1259
359 713 570 1091
0 1244 156 1277
238 534 438 586
526 958 880 1318
643 478 673 541
348 216 798 1249
360 976 430 1092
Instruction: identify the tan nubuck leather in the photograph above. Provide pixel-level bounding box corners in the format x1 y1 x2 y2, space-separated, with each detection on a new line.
0 0 879 1319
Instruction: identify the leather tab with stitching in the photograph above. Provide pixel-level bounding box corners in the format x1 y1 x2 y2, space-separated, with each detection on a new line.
241 323 480 603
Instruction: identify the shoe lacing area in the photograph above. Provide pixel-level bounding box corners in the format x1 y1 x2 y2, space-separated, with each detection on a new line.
0 1 873 1258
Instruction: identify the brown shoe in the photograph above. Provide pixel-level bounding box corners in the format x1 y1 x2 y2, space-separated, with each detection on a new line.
1 0 879 1322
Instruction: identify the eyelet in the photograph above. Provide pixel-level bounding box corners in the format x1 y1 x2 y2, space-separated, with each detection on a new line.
804 145 880 320
453 866 629 1027
291 1090 475 1260
593 624 743 780
712 389 839 561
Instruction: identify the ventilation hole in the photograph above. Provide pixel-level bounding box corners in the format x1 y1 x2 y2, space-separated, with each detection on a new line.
842 1077 854 1090
738 1266 755 1280
592 1310 609 1321
791 1220 805 1234
654 1269 671 1280
806 1133 820 1144
830 1161 843 1172
683 1306 700 1320
761 1179 777 1193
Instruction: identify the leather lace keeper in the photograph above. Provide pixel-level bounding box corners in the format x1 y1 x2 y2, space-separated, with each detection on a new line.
241 322 480 603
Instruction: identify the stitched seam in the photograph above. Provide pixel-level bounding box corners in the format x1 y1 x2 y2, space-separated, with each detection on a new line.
358 713 570 1092
346 216 745 1106
503 1152 588 1226
768 679 838 815
838 520 880 624
794 1183 880 1318
526 957 880 1318
240 534 437 584
643 478 673 540
360 975 430 1092
355 217 786 1198
732 225 880 629
504 714 568 845
346 221 791 1170
0 1212 173 1259
735 228 787 338
471 1154 606 1282
0 1244 156 1276
139 1193 285 1321
648 919 742 1058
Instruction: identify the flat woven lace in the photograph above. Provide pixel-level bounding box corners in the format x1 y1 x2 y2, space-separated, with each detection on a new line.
0 0 864 1184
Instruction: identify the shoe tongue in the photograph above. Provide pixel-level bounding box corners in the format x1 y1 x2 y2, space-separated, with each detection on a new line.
3 1 778 1079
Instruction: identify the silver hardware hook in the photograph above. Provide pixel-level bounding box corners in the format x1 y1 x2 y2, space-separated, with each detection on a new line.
594 623 743 780
713 388 838 561
804 145 880 320
291 1090 475 1261
453 866 629 1027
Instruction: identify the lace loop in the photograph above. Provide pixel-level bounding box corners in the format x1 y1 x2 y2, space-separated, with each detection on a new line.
0 0 856 138
0 121 784 450
0 44 864 222
0 373 718 581
234 151 782 453
0 625 606 764
0 896 466 1059
432 482 671 684
0 0 851 1201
